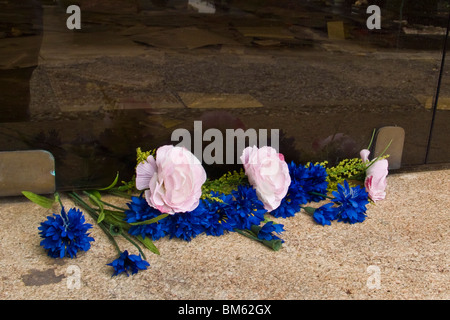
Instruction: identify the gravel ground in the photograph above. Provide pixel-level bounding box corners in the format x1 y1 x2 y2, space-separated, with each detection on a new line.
0 168 448 300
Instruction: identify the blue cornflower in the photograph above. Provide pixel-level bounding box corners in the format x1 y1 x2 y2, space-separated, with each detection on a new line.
200 192 234 237
270 179 307 218
226 185 267 230
313 180 369 226
271 162 328 218
166 202 208 241
268 195 300 218
312 202 339 226
38 207 94 258
304 163 329 202
257 221 285 242
290 162 329 203
124 196 170 240
331 180 369 224
107 250 150 277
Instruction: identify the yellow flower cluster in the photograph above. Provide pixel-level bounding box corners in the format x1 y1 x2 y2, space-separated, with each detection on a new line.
201 169 247 200
324 158 366 192
136 147 156 165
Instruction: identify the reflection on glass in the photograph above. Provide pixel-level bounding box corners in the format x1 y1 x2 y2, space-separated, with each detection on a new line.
0 0 449 190
188 0 216 14
425 8 450 165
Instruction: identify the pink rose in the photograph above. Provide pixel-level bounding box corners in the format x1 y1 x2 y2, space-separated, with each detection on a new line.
136 145 207 214
360 149 389 201
240 146 291 211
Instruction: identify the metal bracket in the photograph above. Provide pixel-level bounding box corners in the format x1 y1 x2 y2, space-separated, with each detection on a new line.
0 150 55 197
373 126 405 170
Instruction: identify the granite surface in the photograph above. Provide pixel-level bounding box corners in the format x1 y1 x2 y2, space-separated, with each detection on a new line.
0 168 448 300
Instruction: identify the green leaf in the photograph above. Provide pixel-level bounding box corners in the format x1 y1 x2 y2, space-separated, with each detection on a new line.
22 191 55 209
97 172 119 191
89 190 102 200
136 235 160 255
303 206 316 215
129 213 169 226
97 210 106 224
103 210 130 231
104 209 126 220
84 191 105 223
88 192 102 208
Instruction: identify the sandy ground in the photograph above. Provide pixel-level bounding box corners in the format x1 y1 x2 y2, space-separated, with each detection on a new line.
0 167 448 300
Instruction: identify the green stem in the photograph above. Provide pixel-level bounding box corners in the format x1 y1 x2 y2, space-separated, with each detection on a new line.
308 191 334 200
235 229 261 242
68 192 99 220
375 139 393 159
102 224 122 255
68 192 122 255
54 192 64 209
236 229 283 251
106 189 134 199
129 213 168 226
97 199 128 212
367 128 376 150
121 232 147 261
365 139 392 171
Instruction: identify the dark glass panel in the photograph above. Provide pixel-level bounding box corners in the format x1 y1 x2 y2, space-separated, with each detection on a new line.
0 0 448 191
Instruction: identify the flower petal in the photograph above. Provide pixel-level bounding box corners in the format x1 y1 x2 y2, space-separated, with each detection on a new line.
135 156 156 190
360 149 371 163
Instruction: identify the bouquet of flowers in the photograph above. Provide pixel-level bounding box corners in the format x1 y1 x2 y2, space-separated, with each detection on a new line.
24 135 389 277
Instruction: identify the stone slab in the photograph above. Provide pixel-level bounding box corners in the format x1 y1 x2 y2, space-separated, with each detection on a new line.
0 168 449 299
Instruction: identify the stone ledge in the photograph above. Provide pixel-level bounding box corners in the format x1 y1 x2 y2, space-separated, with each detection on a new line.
0 168 448 300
